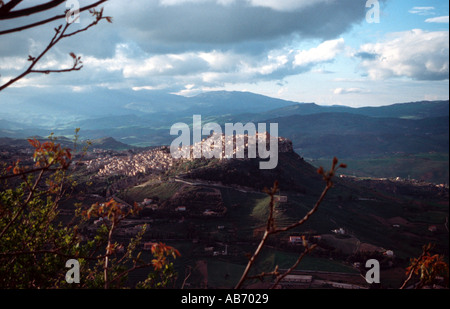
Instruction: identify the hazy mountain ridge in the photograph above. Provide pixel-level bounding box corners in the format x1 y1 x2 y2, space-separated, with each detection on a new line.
252 100 449 120
1 90 447 134
0 135 132 151
1 91 448 182
262 113 449 157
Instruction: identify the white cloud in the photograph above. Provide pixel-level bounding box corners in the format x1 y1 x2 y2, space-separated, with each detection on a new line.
198 50 241 71
0 56 27 70
294 38 345 67
20 36 350 92
425 16 449 23
0 74 51 89
333 87 368 95
247 0 329 11
238 50 290 76
80 44 298 88
159 0 209 5
132 85 168 91
158 0 328 11
357 29 449 81
408 6 435 15
217 0 236 5
105 0 367 55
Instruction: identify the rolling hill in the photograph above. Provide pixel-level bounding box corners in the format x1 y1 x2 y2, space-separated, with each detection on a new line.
114 140 448 288
261 113 449 158
245 100 449 121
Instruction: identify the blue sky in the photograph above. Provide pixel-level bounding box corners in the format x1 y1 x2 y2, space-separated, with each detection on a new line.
0 0 449 108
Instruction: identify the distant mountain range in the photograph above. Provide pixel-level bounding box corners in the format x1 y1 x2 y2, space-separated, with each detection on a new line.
0 90 448 182
2 87 446 122
263 112 449 158
1 89 447 134
1 90 448 154
251 100 450 120
0 135 132 152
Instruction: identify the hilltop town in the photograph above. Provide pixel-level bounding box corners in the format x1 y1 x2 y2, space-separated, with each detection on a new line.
83 132 294 178
85 146 176 177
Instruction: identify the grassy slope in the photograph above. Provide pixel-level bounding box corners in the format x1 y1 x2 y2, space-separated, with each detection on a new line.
308 153 449 184
116 149 448 287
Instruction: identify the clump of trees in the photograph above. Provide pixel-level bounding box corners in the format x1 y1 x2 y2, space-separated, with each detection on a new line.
0 0 180 289
0 135 180 288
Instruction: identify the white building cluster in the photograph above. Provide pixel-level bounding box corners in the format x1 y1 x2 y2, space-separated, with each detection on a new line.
85 148 175 177
182 132 293 161
84 134 294 177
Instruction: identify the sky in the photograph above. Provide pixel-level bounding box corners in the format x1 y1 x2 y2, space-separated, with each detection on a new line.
0 0 449 108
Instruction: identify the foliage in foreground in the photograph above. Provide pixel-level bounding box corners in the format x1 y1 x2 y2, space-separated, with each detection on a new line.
0 136 448 289
0 135 179 289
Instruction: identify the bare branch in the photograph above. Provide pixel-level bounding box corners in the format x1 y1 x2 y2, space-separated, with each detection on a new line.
104 219 116 289
271 244 317 289
234 182 329 289
0 9 110 92
0 0 109 35
245 267 280 282
0 23 67 91
235 158 346 289
235 230 270 289
0 0 23 16
399 244 436 289
235 184 278 289
0 0 65 19
181 266 194 289
0 166 60 180
271 182 333 234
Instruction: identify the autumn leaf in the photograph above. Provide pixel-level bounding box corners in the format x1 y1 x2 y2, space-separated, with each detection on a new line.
317 166 324 175
27 138 40 149
13 165 21 175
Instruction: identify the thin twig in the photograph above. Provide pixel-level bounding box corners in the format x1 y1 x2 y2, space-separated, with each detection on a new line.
0 166 59 180
271 244 317 289
181 266 194 289
235 187 277 289
0 0 109 35
104 219 115 289
0 0 65 19
399 246 430 289
235 183 331 289
235 158 345 289
0 5 111 92
272 183 333 235
246 268 280 282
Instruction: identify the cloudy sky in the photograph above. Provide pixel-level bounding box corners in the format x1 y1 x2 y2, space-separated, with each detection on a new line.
0 0 449 107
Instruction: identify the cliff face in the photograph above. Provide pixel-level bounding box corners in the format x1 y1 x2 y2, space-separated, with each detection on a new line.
181 148 324 194
278 137 293 153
